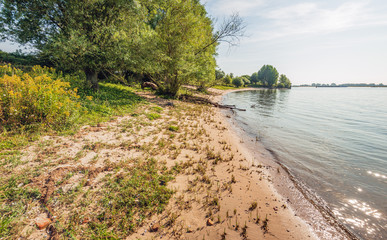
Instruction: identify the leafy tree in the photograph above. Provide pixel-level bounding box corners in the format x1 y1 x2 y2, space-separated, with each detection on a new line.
0 50 39 66
241 75 250 81
1 0 245 96
146 0 216 96
215 69 225 80
278 74 291 88
250 72 260 84
232 77 243 87
0 0 154 90
241 76 250 85
224 74 232 85
257 65 279 88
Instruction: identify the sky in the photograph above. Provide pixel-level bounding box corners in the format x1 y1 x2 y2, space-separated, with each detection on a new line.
201 0 387 85
1 0 386 84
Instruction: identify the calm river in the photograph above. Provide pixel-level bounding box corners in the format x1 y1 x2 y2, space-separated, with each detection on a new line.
222 87 387 239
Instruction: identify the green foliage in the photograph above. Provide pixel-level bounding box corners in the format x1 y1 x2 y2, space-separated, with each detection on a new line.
278 74 291 88
250 72 260 84
215 69 225 80
0 64 81 129
0 50 40 67
257 65 279 88
241 76 250 85
0 0 150 90
232 77 243 87
0 0 242 96
223 75 232 85
151 0 217 96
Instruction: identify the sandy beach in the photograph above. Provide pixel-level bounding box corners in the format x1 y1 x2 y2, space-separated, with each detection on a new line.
9 88 351 239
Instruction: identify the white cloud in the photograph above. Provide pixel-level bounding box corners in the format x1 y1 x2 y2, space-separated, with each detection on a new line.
256 1 387 40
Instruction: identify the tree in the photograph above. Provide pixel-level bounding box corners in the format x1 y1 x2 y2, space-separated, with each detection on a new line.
250 72 260 84
195 12 246 55
145 0 216 96
1 0 245 96
240 76 250 85
215 69 225 80
232 77 243 87
257 65 279 88
0 0 149 90
224 75 232 85
279 74 291 88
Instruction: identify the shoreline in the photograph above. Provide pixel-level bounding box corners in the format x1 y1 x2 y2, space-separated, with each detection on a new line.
214 88 358 240
5 87 353 239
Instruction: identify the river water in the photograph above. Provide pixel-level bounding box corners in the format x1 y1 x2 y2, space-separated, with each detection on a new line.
222 87 387 239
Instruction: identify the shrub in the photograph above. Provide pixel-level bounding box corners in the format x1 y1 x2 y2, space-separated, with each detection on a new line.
0 64 81 129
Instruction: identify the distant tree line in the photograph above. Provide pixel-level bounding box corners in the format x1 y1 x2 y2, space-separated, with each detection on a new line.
215 64 292 89
295 83 386 87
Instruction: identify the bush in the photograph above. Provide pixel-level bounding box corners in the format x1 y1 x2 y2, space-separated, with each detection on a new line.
0 64 81 129
232 77 243 87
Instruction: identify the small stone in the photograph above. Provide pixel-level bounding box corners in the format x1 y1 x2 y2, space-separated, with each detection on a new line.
35 217 52 230
206 219 214 226
273 206 278 211
82 217 90 224
150 223 160 232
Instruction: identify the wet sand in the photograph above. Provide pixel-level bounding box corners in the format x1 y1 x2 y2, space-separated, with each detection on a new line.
211 88 356 240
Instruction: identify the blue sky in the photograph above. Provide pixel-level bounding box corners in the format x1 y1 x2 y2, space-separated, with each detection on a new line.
1 0 386 84
202 0 387 84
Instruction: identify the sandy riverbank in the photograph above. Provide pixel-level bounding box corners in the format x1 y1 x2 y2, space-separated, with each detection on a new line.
10 88 336 239
207 87 355 240
131 88 319 239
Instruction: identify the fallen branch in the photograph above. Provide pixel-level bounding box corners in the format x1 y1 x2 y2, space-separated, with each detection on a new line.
178 94 246 111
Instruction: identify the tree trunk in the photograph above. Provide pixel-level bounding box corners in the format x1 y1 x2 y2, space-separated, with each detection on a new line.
85 69 99 90
168 75 180 97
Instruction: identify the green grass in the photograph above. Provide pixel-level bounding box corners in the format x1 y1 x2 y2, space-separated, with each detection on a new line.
151 106 163 113
0 174 41 237
146 113 161 120
212 85 242 90
78 82 145 125
168 125 179 132
82 158 173 238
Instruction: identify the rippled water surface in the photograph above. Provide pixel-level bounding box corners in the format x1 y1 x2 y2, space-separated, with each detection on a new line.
222 88 387 239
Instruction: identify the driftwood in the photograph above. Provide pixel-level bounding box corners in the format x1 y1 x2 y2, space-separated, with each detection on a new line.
179 94 246 111
212 102 246 111
141 82 158 90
